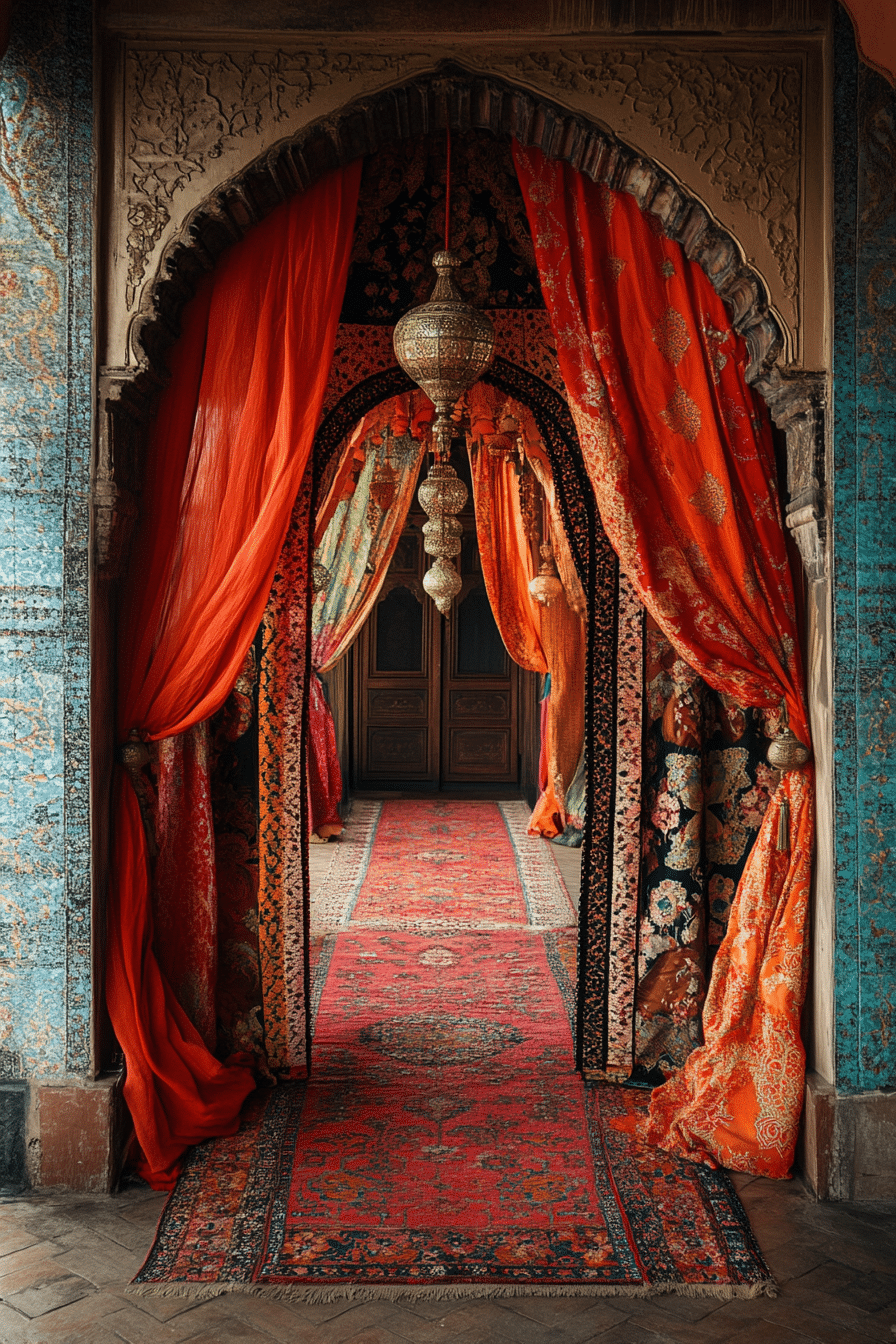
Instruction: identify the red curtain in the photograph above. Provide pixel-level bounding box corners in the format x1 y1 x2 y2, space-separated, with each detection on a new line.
107 163 362 1188
513 143 813 1177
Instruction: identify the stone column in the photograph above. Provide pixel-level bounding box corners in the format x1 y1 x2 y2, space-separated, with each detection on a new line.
0 0 122 1190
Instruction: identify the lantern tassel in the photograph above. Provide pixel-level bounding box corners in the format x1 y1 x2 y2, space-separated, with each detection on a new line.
777 794 790 852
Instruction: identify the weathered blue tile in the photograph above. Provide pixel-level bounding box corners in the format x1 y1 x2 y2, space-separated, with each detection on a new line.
0 0 93 1083
832 7 896 1092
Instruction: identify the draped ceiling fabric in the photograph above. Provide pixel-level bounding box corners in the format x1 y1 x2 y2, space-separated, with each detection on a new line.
107 164 362 1188
306 396 426 838
512 144 813 1178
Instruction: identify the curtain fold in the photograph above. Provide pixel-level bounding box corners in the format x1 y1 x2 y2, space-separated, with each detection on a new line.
468 441 547 676
513 142 813 1177
306 396 426 837
107 162 362 1188
468 432 585 838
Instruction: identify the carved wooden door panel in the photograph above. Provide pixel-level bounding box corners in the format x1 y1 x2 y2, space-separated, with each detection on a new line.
354 511 520 790
441 575 518 785
355 526 440 787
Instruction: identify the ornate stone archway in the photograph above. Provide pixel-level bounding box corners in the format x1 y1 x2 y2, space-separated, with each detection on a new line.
96 65 826 587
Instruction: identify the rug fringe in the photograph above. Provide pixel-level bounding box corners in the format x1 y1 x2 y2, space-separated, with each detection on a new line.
127 1277 777 1305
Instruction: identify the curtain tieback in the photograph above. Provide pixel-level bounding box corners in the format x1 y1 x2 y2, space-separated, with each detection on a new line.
767 701 811 851
121 729 158 858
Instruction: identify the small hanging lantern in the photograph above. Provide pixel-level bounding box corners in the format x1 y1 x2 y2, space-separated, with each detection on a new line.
392 127 495 614
418 462 467 613
528 542 564 608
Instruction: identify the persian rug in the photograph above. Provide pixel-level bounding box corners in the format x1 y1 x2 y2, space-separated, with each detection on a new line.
133 810 773 1302
309 799 575 932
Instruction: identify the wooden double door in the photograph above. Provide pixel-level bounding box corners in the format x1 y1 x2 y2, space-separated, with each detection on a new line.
353 503 527 791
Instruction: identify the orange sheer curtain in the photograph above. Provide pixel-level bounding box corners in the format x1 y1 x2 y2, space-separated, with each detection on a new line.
469 443 546 676
468 425 585 838
107 163 362 1188
513 143 813 1177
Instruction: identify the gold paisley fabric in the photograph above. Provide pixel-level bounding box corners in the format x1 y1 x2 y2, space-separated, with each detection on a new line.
513 143 813 1178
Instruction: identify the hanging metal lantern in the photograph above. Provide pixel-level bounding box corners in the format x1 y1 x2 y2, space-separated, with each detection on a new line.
422 515 462 559
528 542 564 608
393 250 495 461
418 461 467 518
394 249 494 615
423 557 463 614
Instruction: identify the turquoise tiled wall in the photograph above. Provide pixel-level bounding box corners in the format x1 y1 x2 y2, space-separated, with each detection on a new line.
833 5 896 1092
0 2 92 1080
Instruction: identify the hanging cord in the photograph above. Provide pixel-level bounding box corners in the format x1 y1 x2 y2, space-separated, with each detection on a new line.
445 123 452 251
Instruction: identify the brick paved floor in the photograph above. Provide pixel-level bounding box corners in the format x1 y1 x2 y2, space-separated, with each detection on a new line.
0 1174 895 1343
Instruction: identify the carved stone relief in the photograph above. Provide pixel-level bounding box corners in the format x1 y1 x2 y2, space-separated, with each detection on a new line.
124 47 413 307
489 48 803 306
109 38 819 367
759 369 828 582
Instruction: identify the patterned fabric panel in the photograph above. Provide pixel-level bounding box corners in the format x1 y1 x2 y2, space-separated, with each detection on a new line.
635 621 776 1079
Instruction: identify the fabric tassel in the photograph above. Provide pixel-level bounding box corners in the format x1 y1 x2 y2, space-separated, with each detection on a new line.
777 794 790 851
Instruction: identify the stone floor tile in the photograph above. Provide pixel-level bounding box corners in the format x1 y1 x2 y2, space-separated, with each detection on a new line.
343 1329 425 1344
1 1257 88 1301
0 1242 73 1281
285 1298 369 1324
832 1271 896 1312
760 1237 830 1284
549 1299 635 1340
502 1295 627 1334
432 1299 532 1339
0 1224 41 1259
740 1299 888 1344
579 1323 677 1343
720 1321 821 1344
634 1291 728 1322
395 1299 471 1321
783 1282 896 1341
819 1236 896 1277
0 1302 29 1344
52 1241 145 1287
13 1287 125 1337
789 1260 863 1297
615 1303 748 1343
441 1328 515 1344
377 1302 458 1342
2 1270 95 1321
502 1295 606 1323
45 1204 156 1253
96 1304 198 1344
9 1210 88 1245
316 1300 428 1342
177 1317 285 1344
447 1302 565 1344
223 1290 342 1338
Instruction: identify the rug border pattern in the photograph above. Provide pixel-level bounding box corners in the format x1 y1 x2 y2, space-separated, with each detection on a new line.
309 800 381 930
498 800 577 929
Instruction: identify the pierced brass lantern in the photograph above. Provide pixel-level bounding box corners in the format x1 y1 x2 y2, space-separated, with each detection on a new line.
394 250 495 615
393 250 495 460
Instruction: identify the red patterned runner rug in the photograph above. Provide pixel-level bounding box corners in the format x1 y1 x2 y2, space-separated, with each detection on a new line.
133 805 773 1302
310 799 575 932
